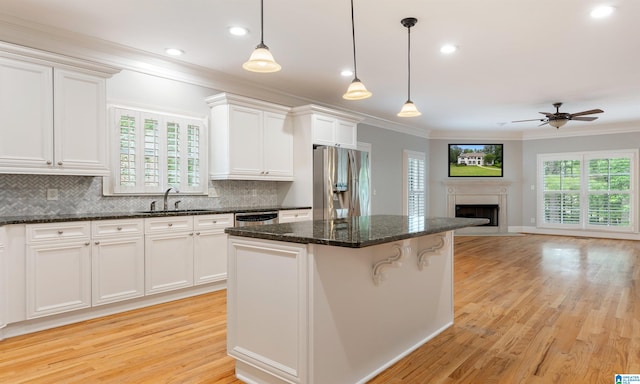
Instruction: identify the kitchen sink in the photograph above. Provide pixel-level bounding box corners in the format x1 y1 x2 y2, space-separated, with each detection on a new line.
136 209 213 214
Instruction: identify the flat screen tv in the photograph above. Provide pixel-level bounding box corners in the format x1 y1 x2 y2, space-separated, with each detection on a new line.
448 144 503 177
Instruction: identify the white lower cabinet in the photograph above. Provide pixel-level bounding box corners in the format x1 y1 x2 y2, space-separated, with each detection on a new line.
26 222 92 319
193 214 233 285
0 228 6 330
91 219 144 306
144 216 195 295
145 214 232 293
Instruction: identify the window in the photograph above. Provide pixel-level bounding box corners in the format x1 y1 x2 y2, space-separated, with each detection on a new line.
403 150 426 217
538 149 638 232
107 106 206 195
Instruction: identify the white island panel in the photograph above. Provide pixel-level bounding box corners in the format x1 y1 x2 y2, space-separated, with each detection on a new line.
228 239 309 383
227 231 453 384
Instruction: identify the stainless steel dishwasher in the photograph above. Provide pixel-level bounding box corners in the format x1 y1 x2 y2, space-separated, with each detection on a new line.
234 211 279 227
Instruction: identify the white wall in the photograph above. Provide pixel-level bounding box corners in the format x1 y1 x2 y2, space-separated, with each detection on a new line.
107 69 217 117
357 124 429 215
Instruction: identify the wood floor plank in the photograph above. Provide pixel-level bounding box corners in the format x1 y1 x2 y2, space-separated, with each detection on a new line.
0 234 638 383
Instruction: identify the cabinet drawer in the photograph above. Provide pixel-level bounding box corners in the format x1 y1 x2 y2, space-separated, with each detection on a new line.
279 209 312 223
144 216 193 233
194 214 234 231
26 222 90 243
92 219 143 238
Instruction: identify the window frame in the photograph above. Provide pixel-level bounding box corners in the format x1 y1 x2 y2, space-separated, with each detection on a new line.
403 150 426 217
537 149 638 233
106 105 207 195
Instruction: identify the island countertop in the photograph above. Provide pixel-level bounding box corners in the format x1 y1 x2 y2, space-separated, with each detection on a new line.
225 215 488 248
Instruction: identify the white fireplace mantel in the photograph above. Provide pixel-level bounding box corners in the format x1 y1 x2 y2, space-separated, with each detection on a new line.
443 179 511 233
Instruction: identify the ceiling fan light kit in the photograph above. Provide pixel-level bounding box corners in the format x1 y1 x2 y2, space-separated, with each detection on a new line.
512 102 603 129
398 17 421 117
243 0 281 73
343 0 372 100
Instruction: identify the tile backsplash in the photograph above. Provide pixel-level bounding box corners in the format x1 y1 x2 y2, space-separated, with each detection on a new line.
0 174 279 216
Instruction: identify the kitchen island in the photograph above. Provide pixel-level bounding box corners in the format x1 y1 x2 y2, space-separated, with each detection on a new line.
225 215 487 384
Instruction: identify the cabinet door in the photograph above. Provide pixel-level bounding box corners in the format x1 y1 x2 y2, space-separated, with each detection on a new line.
228 105 262 176
335 120 357 149
92 237 144 306
194 230 227 285
26 241 91 319
0 57 53 171
0 233 5 329
311 115 336 147
263 112 293 178
145 232 194 294
54 69 108 175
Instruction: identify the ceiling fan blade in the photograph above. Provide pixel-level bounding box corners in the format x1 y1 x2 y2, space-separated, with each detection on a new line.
512 118 545 123
538 112 554 116
570 109 604 117
571 116 598 121
538 121 549 127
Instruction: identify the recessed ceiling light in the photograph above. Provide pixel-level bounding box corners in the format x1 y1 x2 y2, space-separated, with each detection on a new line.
440 44 457 54
590 5 615 18
165 48 184 56
229 26 249 36
341 69 354 77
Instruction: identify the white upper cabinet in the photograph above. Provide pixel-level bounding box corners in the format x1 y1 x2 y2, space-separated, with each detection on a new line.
0 46 119 175
292 105 360 149
207 93 293 181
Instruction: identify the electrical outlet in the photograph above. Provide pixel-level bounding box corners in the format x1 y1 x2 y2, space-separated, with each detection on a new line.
208 187 218 198
47 188 59 201
530 184 535 191
530 217 536 224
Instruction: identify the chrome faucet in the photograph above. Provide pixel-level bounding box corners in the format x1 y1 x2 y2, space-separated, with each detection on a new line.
163 187 179 211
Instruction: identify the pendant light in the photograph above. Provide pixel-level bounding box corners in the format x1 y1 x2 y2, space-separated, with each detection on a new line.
243 0 281 73
343 0 372 100
398 17 421 117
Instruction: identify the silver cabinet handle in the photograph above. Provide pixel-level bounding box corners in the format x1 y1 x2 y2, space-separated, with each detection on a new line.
117 226 123 231
196 232 201 235
57 230 64 235
85 242 90 246
94 241 100 245
46 160 52 165
168 223 173 227
212 220 217 224
189 232 194 236
57 161 63 165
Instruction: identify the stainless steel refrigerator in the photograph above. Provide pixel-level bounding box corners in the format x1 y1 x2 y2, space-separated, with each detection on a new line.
313 145 370 220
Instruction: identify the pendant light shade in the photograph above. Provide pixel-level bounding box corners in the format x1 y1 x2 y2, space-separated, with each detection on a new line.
398 17 421 117
398 100 421 117
343 0 371 100
243 0 281 73
344 78 372 100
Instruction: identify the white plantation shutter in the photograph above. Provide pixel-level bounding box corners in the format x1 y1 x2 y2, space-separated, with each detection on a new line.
403 150 426 217
538 150 637 232
108 106 206 195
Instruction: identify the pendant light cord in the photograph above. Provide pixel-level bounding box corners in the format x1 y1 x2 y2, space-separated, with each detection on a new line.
259 0 266 47
407 24 412 102
350 0 359 80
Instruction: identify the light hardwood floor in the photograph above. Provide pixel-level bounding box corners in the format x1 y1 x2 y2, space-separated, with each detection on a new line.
1 234 638 383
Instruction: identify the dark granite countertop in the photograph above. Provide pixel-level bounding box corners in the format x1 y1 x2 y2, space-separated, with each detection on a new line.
225 215 489 248
0 206 310 226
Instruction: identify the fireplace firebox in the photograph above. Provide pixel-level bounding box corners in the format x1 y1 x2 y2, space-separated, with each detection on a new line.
455 204 499 226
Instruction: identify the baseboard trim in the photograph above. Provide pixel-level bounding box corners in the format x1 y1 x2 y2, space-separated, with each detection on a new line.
0 281 226 341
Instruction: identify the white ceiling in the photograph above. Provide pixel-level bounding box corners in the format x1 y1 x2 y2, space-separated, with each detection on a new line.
1 0 639 137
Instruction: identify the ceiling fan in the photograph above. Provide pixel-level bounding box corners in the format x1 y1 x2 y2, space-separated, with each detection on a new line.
512 102 604 129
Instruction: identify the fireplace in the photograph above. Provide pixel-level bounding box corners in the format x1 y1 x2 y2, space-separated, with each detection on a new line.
444 180 511 234
455 204 499 226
